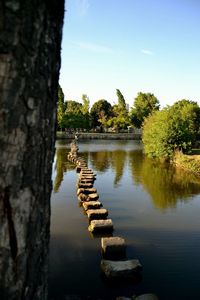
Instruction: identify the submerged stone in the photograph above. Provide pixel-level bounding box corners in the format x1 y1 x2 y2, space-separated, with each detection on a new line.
101 259 142 278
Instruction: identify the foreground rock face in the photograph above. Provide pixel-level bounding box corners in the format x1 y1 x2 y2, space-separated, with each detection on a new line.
88 219 113 233
101 237 126 257
101 259 142 278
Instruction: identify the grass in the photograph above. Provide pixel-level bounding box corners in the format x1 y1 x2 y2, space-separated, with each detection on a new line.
173 151 200 175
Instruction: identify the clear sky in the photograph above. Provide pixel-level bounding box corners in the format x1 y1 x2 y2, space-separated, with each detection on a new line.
60 0 200 108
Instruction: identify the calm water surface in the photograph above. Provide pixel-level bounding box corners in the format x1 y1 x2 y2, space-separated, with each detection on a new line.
49 140 200 300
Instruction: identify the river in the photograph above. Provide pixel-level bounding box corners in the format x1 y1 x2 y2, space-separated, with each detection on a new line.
49 140 200 300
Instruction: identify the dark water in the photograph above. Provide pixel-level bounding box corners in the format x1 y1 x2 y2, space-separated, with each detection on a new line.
49 140 200 300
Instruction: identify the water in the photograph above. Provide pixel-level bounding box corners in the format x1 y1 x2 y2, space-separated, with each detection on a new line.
49 140 200 300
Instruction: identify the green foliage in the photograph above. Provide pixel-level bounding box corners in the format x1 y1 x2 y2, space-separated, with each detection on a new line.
116 89 126 110
108 98 130 131
142 100 200 159
60 100 90 129
130 92 160 128
90 99 112 128
81 94 90 114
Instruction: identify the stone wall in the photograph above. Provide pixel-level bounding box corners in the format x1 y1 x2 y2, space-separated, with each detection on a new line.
57 132 141 140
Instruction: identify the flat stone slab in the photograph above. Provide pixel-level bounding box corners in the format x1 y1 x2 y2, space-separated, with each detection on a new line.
101 259 142 278
101 237 126 256
134 294 159 300
77 183 93 189
87 208 108 220
77 188 97 195
87 193 99 201
88 219 113 233
83 201 102 210
79 175 96 179
80 170 95 174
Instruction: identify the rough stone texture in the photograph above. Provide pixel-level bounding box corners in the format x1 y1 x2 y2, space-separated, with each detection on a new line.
82 201 102 210
77 188 97 196
79 174 95 179
87 193 99 201
88 219 113 233
77 193 88 202
101 259 142 278
0 1 64 299
101 237 126 257
134 294 159 300
87 209 108 221
77 183 93 189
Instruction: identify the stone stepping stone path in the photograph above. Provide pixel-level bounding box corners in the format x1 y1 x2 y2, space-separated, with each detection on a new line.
88 219 114 233
101 236 126 258
101 259 142 279
82 201 102 210
67 141 158 299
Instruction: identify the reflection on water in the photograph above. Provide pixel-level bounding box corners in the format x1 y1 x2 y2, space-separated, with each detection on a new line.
54 142 200 209
128 151 200 210
49 140 200 300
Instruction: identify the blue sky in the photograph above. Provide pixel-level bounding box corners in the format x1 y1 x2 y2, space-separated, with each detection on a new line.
60 0 200 108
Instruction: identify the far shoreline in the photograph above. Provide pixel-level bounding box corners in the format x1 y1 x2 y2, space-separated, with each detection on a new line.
56 131 141 140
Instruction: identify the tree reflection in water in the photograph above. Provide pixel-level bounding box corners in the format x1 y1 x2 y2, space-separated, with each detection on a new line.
128 150 200 211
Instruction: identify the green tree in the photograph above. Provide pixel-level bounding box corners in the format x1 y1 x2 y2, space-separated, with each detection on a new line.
142 100 200 159
116 89 126 110
81 94 90 114
90 99 112 128
108 90 129 131
57 84 65 130
130 92 160 128
81 94 90 129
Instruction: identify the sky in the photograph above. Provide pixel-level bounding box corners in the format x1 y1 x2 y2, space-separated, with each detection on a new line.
59 0 200 108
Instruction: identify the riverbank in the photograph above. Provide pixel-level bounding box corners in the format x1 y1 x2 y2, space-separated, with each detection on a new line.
56 131 141 140
173 151 200 176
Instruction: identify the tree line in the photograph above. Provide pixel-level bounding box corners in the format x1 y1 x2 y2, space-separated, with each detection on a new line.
57 85 160 131
58 85 200 160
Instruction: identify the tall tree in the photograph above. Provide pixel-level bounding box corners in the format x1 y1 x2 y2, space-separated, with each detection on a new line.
81 94 90 114
0 1 64 299
116 89 126 110
130 92 160 128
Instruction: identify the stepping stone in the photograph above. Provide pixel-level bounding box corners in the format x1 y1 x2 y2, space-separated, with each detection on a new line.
80 170 94 174
101 237 126 257
87 193 99 201
77 188 97 195
78 179 94 185
77 193 88 202
87 208 108 221
82 201 102 210
77 183 93 189
88 219 113 233
79 175 96 179
134 294 159 300
101 259 142 278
